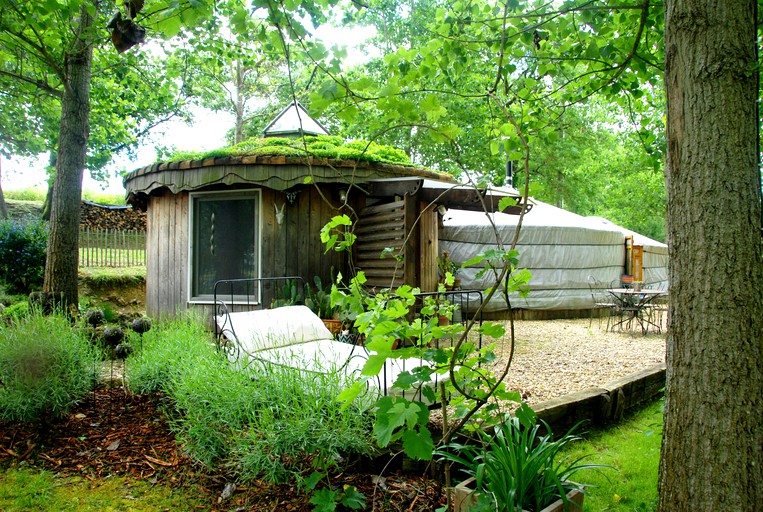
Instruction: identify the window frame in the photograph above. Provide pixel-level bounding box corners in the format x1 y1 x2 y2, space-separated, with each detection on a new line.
187 189 262 304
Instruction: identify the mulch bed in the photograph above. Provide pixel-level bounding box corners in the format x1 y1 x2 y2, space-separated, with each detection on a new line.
0 388 445 511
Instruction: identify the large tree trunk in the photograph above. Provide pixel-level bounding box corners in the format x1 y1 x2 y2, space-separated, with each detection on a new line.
43 3 94 309
659 1 763 510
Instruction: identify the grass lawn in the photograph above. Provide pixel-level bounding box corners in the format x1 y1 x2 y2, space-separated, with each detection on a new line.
562 400 663 512
0 469 206 511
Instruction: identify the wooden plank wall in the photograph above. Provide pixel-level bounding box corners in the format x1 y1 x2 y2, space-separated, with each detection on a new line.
355 199 407 288
146 191 189 318
260 186 347 287
419 202 439 292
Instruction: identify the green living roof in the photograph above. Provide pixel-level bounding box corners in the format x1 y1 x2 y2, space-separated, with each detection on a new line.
165 135 415 166
123 135 454 199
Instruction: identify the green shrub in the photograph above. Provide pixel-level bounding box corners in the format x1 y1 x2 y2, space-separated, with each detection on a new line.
127 315 374 482
164 355 257 466
228 361 374 483
0 313 100 422
0 219 48 294
2 302 29 320
0 294 27 307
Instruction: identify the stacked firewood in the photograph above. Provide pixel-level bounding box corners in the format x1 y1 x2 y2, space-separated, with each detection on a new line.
80 201 146 231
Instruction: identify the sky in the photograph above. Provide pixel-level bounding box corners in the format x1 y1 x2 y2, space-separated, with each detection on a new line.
2 108 234 196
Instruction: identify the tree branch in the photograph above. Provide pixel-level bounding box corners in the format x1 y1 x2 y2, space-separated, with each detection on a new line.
0 69 63 98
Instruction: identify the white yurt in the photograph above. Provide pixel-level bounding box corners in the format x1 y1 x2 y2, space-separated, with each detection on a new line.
439 200 668 315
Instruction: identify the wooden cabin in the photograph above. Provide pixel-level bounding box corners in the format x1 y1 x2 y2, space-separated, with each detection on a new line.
123 103 526 318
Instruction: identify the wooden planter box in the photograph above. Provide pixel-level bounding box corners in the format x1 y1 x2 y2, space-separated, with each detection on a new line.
453 477 584 512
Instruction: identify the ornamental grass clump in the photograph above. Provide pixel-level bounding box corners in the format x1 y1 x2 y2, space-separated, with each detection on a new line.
126 311 216 394
0 312 100 423
437 415 608 512
127 315 374 483
228 360 374 483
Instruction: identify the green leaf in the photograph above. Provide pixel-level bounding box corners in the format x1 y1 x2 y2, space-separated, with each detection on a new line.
402 427 434 460
361 354 387 376
498 196 517 212
309 488 339 511
515 402 537 429
393 370 417 389
478 321 505 339
337 380 366 406
156 14 182 37
303 471 325 491
341 485 366 510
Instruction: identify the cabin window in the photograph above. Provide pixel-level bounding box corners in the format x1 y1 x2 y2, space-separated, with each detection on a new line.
189 191 260 301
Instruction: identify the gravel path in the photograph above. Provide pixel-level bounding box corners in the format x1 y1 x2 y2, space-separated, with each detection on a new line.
489 317 666 405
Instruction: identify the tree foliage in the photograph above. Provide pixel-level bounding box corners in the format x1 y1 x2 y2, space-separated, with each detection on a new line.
308 0 666 236
0 0 198 180
0 0 216 306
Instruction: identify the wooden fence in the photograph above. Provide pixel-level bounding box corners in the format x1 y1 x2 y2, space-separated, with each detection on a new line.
79 228 146 267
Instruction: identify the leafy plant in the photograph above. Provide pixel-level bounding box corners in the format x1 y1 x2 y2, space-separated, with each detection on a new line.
2 302 30 321
320 214 356 253
436 415 608 512
269 278 303 308
437 251 461 282
0 312 100 422
126 312 216 395
0 219 48 294
305 275 340 319
304 469 366 511
327 218 534 461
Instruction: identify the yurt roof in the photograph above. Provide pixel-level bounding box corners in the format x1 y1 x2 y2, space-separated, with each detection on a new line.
442 200 667 248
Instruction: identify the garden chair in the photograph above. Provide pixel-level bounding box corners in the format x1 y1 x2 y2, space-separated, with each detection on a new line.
645 284 669 332
587 275 617 330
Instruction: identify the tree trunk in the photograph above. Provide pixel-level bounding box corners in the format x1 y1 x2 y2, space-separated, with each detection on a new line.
233 60 245 144
42 2 94 309
659 1 763 510
42 152 56 222
0 157 8 220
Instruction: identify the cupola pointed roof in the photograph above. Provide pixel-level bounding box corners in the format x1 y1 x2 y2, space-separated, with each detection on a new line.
263 101 330 138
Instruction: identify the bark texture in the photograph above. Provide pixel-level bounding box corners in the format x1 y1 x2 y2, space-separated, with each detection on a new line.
234 60 245 144
659 1 763 510
43 3 94 308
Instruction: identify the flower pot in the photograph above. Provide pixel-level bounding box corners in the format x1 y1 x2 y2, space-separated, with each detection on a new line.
452 477 584 512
